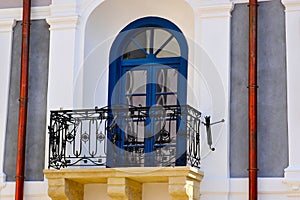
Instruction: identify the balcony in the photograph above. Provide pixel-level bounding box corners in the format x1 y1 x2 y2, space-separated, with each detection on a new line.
47 105 207 170
45 105 210 200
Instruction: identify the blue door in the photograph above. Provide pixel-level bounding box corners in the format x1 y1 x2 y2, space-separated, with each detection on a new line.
108 17 188 167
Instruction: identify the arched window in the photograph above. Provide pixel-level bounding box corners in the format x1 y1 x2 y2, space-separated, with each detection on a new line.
109 17 188 107
108 17 188 167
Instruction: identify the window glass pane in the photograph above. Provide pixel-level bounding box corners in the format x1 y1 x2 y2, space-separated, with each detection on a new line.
126 95 146 107
123 30 147 59
122 27 180 59
126 70 147 94
154 29 180 58
156 69 178 93
156 37 180 58
156 94 177 105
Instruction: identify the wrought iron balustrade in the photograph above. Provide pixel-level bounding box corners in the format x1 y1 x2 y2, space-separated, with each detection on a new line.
48 105 206 169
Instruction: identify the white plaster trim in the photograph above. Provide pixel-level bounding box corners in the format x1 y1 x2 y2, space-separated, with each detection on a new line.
193 0 231 190
0 172 6 191
197 2 234 18
0 19 16 32
283 180 300 197
46 15 80 30
0 18 15 193
284 166 300 178
51 0 77 5
202 178 291 197
79 0 104 20
47 0 80 30
50 0 78 17
0 181 49 199
282 0 300 11
283 0 300 197
0 6 49 21
283 166 300 196
201 178 230 195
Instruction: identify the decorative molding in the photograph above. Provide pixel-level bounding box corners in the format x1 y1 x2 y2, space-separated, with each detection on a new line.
197 2 234 18
282 0 300 12
0 6 49 21
50 0 78 17
0 18 16 33
47 0 79 31
46 15 80 30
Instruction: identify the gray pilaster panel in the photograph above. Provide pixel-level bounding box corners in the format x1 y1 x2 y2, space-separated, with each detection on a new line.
3 20 50 181
230 0 288 177
256 0 288 177
230 3 249 178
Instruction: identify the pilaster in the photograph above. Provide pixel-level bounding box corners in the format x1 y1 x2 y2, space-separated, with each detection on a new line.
194 1 233 199
0 18 16 191
46 0 79 110
282 0 300 197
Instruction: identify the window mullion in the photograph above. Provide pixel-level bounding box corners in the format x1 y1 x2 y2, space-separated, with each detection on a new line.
149 28 154 55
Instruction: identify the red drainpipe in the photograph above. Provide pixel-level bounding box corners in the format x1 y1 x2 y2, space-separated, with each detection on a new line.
248 0 258 199
15 0 31 199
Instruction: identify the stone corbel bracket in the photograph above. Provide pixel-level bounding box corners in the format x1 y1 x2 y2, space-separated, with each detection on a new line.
44 166 204 200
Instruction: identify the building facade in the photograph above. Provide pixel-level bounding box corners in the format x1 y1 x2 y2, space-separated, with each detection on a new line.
0 0 300 199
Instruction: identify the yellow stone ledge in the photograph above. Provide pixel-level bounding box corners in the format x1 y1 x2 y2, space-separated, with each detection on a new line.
44 166 204 200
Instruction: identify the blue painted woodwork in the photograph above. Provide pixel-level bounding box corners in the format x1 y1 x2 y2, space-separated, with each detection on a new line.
108 17 188 167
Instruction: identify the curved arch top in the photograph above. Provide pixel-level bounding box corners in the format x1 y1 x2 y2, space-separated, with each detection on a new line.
109 16 188 64
81 0 194 25
119 16 185 32
108 16 189 107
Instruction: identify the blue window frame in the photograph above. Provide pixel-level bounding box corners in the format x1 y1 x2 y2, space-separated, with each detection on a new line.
108 17 188 167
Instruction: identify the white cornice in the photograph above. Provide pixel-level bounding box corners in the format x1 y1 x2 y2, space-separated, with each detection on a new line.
50 0 78 17
0 6 49 21
282 0 300 11
51 0 78 5
0 18 16 33
46 15 80 30
47 0 80 30
197 2 234 18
